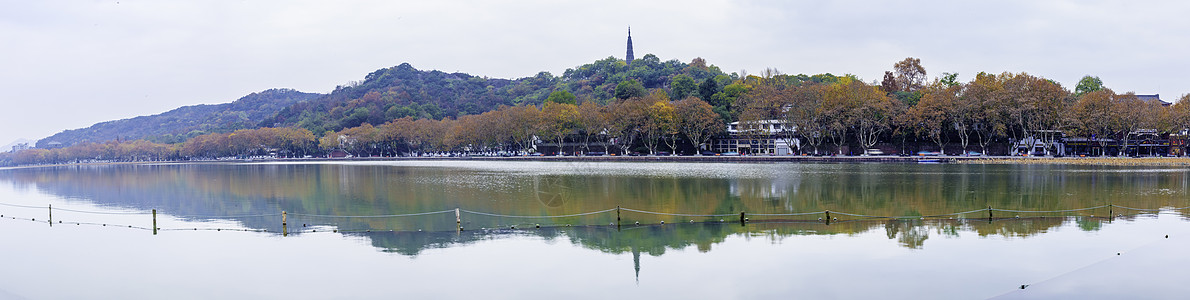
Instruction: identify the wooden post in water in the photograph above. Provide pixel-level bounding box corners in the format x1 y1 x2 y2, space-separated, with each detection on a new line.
616 206 621 227
152 209 157 235
739 211 746 226
1108 204 1113 221
455 208 462 231
987 206 993 222
825 210 831 225
48 204 52 227
282 211 288 237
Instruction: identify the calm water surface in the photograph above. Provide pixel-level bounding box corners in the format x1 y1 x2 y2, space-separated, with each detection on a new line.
1 161 1188 299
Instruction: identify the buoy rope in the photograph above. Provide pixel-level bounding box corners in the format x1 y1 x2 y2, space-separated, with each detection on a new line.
172 213 280 218
289 210 456 218
461 208 616 218
748 211 826 216
619 208 738 217
51 207 149 215
990 205 1107 213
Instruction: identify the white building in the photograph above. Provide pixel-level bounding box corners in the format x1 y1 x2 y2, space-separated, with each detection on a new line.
711 120 799 155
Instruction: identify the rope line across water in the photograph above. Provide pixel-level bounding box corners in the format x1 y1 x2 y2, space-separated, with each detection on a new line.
289 210 456 218
990 205 1108 213
619 208 739 217
461 208 616 219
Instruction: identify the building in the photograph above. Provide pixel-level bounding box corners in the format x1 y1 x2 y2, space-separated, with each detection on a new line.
625 27 634 64
1137 94 1172 106
11 143 30 152
711 120 798 155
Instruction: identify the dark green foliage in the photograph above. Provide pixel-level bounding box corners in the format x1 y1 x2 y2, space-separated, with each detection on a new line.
37 89 320 147
1074 75 1104 97
264 63 530 133
669 74 697 100
893 91 923 106
940 72 960 87
615 80 647 100
698 78 720 102
545 90 577 104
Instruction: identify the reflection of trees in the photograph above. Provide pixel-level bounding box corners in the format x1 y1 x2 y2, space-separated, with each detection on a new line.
0 163 1186 255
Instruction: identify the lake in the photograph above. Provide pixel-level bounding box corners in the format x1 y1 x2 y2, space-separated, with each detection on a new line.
1 160 1188 299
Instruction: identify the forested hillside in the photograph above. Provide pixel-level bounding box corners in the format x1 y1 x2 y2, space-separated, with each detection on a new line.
262 54 733 135
37 88 321 147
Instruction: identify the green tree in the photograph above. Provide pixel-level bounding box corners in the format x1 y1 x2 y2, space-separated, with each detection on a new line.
1074 75 1104 98
615 79 647 100
545 90 577 105
698 78 721 103
669 74 697 100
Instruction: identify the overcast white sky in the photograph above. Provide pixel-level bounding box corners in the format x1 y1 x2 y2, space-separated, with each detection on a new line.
2 0 1188 146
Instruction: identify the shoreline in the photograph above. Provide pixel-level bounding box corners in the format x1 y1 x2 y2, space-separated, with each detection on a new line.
6 155 1190 169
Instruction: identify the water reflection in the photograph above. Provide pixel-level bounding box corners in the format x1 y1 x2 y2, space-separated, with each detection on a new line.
0 161 1187 256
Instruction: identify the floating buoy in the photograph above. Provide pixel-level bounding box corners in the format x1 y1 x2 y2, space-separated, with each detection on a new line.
833 217 837 221
635 221 639 225
689 220 694 223
818 218 823 221
510 226 516 229
720 219 724 222
535 224 540 228
660 221 664 225
566 224 571 227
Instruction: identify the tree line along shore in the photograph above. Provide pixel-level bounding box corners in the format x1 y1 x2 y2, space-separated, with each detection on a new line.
4 57 1190 167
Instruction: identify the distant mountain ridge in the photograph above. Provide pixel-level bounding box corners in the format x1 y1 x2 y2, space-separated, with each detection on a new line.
264 55 730 135
38 55 730 146
37 88 322 147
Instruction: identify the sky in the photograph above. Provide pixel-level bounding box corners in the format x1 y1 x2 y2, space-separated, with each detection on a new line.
2 0 1189 147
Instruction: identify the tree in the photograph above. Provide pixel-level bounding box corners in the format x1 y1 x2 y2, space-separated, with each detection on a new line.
1071 89 1117 156
1074 75 1104 98
788 84 828 154
894 57 927 92
539 102 579 155
669 74 697 100
607 97 649 155
545 90 577 105
909 84 953 155
698 78 721 104
673 97 722 153
614 79 647 100
575 101 609 154
639 91 675 155
939 72 960 87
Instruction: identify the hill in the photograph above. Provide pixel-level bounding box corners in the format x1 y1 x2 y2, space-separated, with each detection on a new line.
262 54 733 135
37 88 321 147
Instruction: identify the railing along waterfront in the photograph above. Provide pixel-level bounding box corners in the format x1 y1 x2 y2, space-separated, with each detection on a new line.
2 200 1187 235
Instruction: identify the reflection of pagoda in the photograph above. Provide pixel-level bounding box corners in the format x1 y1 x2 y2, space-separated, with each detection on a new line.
626 27 635 64
633 246 641 284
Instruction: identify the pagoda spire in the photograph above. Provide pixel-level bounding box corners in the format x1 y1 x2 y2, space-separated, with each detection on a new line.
626 27 635 64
